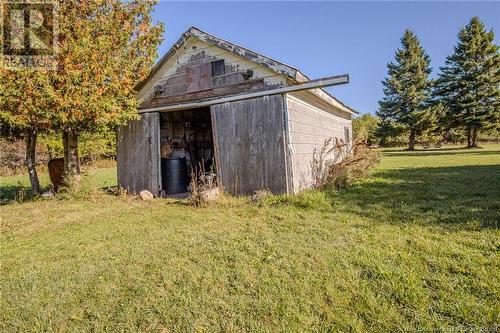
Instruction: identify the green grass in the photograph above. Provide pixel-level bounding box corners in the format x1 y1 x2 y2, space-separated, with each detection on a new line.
0 167 117 202
1 145 499 332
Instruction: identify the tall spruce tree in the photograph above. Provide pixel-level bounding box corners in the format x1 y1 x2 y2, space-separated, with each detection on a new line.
435 17 500 148
377 30 433 150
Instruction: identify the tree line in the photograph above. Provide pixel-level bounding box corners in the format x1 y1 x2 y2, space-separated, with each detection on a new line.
0 0 164 195
372 17 499 150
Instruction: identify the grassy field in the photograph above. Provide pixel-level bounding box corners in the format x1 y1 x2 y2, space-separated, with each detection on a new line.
1 145 499 332
0 167 117 203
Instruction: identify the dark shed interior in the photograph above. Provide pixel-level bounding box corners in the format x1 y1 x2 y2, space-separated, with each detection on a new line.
159 107 215 194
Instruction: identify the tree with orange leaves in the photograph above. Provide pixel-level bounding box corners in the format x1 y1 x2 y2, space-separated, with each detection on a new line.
52 0 164 175
1 0 164 192
0 72 55 195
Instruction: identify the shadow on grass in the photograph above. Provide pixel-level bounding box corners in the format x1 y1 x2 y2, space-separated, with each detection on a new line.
0 185 52 205
330 164 500 230
383 150 499 157
0 186 23 204
0 185 19 203
383 147 468 153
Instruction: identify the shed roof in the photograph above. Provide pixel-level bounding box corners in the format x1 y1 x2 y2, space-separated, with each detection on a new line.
136 27 358 115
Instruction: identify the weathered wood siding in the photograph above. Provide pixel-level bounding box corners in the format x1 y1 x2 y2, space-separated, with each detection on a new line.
211 95 288 195
116 113 161 195
285 91 352 192
138 37 287 103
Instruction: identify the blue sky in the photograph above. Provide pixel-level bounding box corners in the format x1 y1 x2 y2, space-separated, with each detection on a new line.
152 1 500 115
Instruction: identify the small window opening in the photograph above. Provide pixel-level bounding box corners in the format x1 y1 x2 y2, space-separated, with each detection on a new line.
211 59 225 77
344 127 350 143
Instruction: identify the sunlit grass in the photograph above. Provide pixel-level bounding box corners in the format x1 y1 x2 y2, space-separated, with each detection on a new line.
1 145 499 332
0 166 116 203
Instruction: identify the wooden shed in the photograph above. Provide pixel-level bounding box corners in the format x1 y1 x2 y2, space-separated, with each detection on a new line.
117 27 358 196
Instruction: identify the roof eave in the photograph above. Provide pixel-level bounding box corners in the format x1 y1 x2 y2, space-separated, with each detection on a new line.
135 26 359 115
291 69 358 115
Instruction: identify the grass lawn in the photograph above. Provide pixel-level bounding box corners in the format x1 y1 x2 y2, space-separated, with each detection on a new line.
0 167 117 203
1 145 499 332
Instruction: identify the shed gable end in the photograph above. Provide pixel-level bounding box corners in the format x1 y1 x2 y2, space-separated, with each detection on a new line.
137 37 288 104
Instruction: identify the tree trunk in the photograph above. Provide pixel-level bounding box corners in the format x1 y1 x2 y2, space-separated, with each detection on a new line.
63 131 80 175
471 128 478 148
25 132 41 195
408 130 416 151
466 129 472 148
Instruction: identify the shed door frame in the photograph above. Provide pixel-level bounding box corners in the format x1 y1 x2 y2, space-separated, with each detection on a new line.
210 109 223 187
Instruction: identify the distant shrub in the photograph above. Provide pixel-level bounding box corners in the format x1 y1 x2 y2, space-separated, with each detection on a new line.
41 131 116 162
353 113 379 145
0 139 27 175
312 139 381 189
0 130 116 175
79 131 116 161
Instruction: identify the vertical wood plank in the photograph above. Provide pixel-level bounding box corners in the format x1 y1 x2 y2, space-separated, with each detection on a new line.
116 112 160 195
211 95 287 195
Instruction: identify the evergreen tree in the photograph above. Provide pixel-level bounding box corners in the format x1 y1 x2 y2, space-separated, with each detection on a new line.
373 120 408 147
377 30 433 150
435 17 500 148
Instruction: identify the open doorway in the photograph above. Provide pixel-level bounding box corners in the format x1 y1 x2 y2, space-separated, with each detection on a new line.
159 107 215 196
